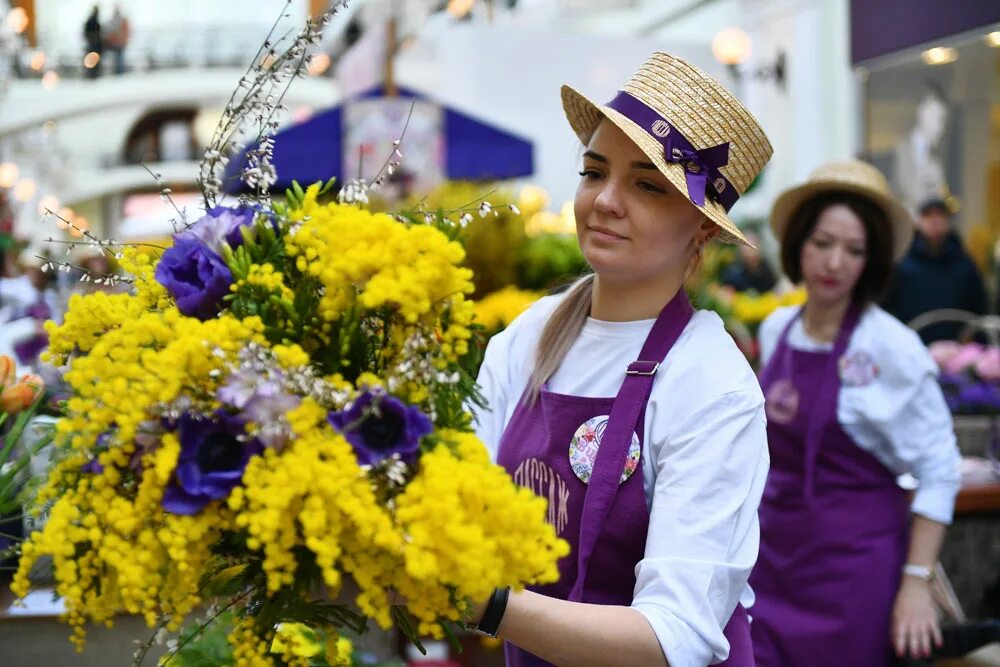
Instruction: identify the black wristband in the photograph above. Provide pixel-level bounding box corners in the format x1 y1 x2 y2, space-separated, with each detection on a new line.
475 587 510 638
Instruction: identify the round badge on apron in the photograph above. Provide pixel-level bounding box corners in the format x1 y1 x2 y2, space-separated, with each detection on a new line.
838 350 879 387
765 378 800 425
568 415 640 485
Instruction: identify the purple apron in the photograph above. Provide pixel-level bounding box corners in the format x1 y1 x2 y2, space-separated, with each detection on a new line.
496 289 754 667
13 299 51 367
750 306 910 667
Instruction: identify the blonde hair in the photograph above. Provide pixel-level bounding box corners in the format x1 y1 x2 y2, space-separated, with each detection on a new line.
526 274 595 402
526 238 709 403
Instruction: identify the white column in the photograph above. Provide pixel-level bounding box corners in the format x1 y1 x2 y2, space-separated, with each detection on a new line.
738 0 856 221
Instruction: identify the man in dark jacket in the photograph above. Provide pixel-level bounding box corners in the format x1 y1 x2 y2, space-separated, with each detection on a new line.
720 231 778 293
884 198 987 343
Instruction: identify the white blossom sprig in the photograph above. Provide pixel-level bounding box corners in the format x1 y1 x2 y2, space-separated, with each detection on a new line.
337 178 370 205
37 256 135 287
367 103 414 191
337 102 414 206
199 0 349 208
39 206 166 287
393 187 522 231
140 162 188 232
42 209 167 255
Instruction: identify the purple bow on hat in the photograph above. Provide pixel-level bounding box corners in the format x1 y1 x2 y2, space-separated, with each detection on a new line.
606 91 738 211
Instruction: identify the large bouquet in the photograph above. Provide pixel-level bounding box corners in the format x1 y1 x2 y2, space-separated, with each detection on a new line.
11 183 566 664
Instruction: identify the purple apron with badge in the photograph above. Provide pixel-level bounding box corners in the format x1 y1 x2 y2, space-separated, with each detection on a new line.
750 306 909 667
496 289 754 667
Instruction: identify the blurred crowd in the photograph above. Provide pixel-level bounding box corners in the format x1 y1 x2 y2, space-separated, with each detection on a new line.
0 242 117 382
83 4 131 78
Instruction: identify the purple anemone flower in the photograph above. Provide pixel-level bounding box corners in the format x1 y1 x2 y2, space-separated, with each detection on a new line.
327 391 432 466
162 411 262 515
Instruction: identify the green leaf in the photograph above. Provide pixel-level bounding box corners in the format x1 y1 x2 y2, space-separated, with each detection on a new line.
439 619 464 655
239 224 259 255
200 561 252 598
390 605 425 655
166 609 236 667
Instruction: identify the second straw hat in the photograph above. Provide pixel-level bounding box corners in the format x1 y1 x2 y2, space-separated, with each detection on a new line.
770 160 915 261
561 51 773 246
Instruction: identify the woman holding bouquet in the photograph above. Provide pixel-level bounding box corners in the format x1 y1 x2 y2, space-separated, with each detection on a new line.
750 160 962 666
472 52 773 667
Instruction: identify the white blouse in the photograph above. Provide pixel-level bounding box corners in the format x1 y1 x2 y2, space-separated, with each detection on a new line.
758 305 961 524
474 294 769 667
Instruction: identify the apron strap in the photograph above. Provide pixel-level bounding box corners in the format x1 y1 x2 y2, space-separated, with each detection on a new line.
568 288 693 601
801 303 862 499
757 306 803 389
761 303 863 500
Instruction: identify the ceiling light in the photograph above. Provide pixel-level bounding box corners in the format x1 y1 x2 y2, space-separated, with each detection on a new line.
0 162 19 188
447 0 475 19
6 7 28 34
712 27 752 66
13 178 37 203
921 47 958 65
38 195 60 216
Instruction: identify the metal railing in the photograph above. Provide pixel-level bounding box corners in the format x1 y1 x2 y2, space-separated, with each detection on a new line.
9 24 333 79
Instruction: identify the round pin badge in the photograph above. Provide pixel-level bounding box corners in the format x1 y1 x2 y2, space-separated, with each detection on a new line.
568 415 640 485
839 351 879 387
765 378 800 424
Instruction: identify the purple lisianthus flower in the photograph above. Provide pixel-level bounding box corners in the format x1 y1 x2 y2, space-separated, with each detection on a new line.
162 411 262 515
937 372 968 413
155 236 233 320
328 391 432 466
180 205 258 255
231 381 300 425
218 372 300 447
957 381 1000 414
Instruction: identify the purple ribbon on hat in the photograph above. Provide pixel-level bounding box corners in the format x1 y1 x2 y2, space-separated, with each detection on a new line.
605 91 738 211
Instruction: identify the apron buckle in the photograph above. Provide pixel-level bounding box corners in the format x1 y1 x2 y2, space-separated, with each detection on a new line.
626 361 659 376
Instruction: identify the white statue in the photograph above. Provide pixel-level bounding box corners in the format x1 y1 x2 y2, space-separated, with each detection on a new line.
894 90 949 215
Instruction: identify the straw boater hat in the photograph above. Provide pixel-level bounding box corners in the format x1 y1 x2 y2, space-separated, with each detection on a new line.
561 51 773 246
770 160 915 261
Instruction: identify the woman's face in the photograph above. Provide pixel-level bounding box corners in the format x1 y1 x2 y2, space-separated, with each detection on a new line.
799 203 868 306
574 121 712 286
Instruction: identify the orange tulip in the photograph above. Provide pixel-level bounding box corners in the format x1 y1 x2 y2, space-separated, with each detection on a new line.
0 355 14 390
0 373 45 414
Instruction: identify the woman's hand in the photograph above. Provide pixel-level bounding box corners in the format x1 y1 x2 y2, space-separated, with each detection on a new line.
891 576 943 659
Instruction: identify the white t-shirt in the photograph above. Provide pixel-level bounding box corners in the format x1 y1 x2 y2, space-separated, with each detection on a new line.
758 305 961 524
473 294 769 667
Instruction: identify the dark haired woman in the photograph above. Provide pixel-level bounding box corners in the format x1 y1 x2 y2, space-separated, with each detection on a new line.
750 160 961 666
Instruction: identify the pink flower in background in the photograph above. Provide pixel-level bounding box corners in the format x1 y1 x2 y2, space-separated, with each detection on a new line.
944 342 986 375
975 347 1000 382
929 340 962 369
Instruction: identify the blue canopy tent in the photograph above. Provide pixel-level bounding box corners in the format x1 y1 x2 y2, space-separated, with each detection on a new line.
222 85 534 194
